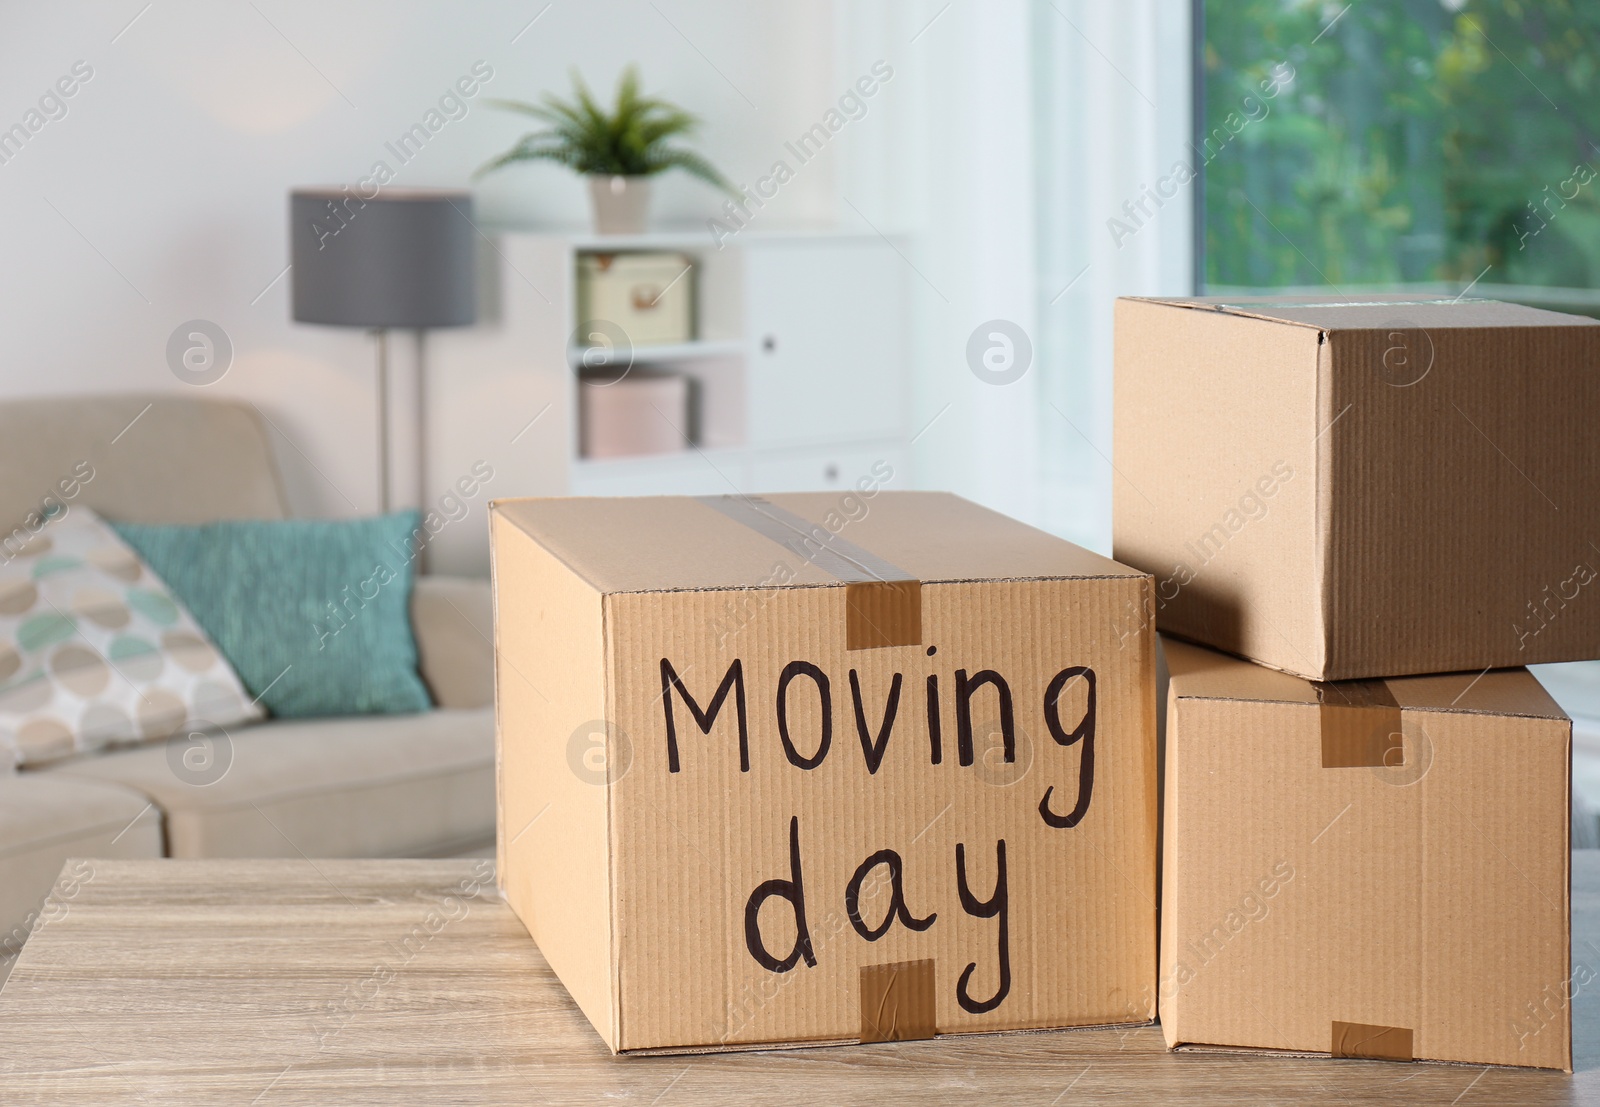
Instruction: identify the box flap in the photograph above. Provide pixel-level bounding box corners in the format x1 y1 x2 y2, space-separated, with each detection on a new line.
491 492 1142 594
1162 636 1569 720
1125 294 1600 333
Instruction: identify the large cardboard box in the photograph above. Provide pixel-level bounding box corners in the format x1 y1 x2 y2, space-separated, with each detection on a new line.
1114 295 1600 681
490 491 1158 1053
1159 636 1573 1070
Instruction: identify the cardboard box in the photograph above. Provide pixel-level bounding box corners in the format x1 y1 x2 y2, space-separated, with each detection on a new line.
1114 295 1600 681
490 491 1158 1053
578 368 695 459
576 252 694 347
1159 636 1572 1070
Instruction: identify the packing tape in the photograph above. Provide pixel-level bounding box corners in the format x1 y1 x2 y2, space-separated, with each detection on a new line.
1330 1020 1413 1061
1312 679 1402 769
860 959 937 1043
1211 298 1489 310
696 495 923 650
845 580 922 651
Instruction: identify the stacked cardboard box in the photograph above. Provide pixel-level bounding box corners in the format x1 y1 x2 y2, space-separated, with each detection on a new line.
491 491 1160 1052
1115 294 1597 1071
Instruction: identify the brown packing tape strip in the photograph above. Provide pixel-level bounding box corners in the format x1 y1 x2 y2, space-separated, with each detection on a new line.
860 959 937 1043
696 495 923 651
1331 1020 1413 1061
846 580 922 650
1313 679 1403 769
